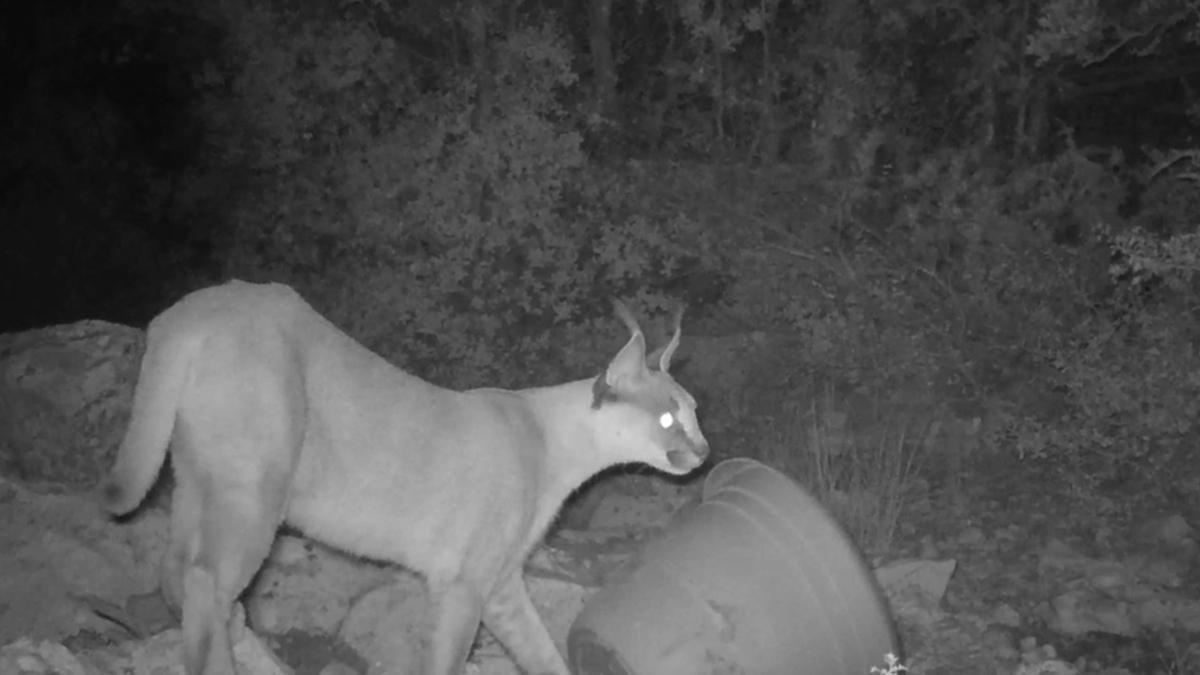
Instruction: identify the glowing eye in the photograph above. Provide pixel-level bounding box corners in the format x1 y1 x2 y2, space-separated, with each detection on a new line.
658 412 675 429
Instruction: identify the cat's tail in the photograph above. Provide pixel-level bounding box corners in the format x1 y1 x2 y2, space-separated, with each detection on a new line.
97 311 195 516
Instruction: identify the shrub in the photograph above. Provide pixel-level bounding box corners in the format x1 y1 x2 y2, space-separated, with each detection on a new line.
201 4 727 386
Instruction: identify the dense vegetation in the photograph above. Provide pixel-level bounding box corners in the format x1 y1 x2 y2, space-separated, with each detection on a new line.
4 0 1200 522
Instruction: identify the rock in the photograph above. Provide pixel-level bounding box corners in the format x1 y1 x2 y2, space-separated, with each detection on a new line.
124 620 293 675
1047 589 1137 637
0 320 142 487
0 475 162 645
0 638 96 675
583 484 689 531
339 574 427 675
467 655 522 675
340 562 591 675
561 472 694 531
524 573 590 656
247 535 391 636
874 558 957 612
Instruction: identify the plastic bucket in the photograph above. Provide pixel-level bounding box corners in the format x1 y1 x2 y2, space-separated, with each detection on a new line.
567 458 900 675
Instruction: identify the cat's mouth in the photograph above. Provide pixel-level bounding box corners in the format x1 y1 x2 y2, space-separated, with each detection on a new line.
667 447 706 473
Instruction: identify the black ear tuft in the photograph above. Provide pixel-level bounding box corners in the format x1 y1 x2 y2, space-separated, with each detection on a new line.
612 299 642 337
606 324 648 385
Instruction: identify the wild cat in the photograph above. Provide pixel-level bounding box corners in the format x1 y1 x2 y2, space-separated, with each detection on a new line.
98 280 709 675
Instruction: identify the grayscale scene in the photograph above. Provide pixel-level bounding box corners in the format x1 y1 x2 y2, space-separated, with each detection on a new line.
1 1 1198 674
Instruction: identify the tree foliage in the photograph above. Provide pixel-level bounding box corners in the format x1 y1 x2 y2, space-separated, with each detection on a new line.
5 0 1200 487
196 1 727 385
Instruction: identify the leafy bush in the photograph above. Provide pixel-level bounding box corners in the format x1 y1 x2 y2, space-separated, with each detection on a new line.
788 138 1200 491
199 4 728 387
98 0 1200 501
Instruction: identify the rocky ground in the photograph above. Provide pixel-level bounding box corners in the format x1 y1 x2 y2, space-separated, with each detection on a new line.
2 320 1199 675
890 450 1200 675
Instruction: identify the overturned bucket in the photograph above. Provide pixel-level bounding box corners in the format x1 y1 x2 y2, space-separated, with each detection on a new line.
567 457 900 675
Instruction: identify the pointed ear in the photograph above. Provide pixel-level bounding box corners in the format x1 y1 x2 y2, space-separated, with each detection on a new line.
604 299 649 387
611 299 641 337
647 303 684 372
605 330 648 386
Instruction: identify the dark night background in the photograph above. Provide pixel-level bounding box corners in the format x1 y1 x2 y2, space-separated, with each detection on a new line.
4 0 1198 335
5 0 1200 668
1 1 228 331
